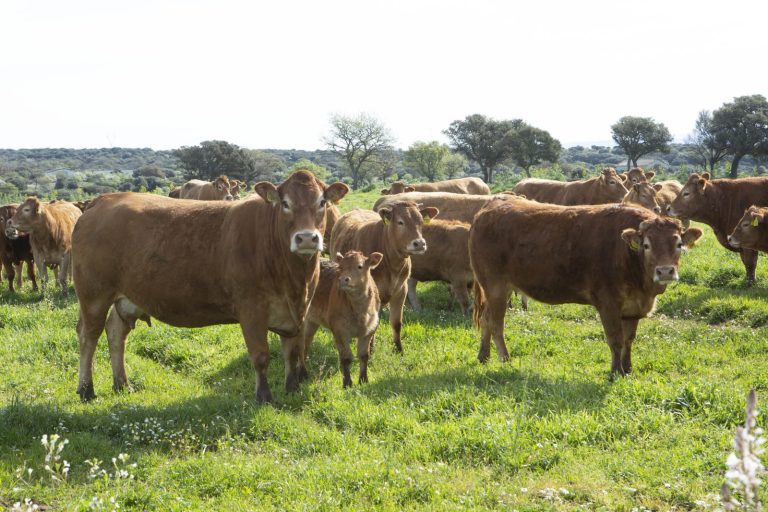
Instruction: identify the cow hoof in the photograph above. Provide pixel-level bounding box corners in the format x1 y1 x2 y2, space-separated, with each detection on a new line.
77 383 96 402
285 373 300 393
297 365 309 383
256 386 274 404
112 380 132 393
358 373 368 385
342 377 353 388
477 351 490 364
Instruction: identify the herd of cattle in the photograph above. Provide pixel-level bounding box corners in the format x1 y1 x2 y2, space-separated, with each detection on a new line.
1 169 767 403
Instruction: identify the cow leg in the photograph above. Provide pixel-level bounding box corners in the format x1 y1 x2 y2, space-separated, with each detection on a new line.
298 321 320 383
333 334 354 388
597 305 626 376
26 259 37 291
740 249 759 285
77 302 111 401
478 284 510 363
621 318 640 375
2 257 15 292
240 315 273 403
358 332 374 384
451 280 471 315
389 284 408 353
520 294 529 311
105 306 132 392
281 332 304 393
406 278 421 312
57 254 71 293
35 254 48 291
13 262 22 290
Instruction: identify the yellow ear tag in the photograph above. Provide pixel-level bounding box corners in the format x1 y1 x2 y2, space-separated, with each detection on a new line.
629 240 640 251
383 218 389 225
423 217 431 225
268 190 279 203
752 217 760 227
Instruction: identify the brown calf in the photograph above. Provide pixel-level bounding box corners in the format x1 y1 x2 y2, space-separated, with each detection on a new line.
330 202 438 352
622 183 662 213
470 198 702 375
180 175 234 201
728 206 768 253
381 177 490 195
301 251 382 388
0 205 37 293
512 167 628 205
72 170 349 403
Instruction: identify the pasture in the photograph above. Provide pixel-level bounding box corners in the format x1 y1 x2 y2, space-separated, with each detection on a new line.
1 190 767 510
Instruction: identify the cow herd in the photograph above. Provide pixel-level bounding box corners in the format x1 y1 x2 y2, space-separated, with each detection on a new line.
1 168 768 403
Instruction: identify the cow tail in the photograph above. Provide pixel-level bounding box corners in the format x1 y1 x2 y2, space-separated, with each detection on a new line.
473 281 485 330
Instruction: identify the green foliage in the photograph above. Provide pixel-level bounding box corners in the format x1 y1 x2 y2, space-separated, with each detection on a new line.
403 141 449 182
289 158 329 181
324 113 395 189
442 152 468 179
173 140 256 181
711 95 768 178
611 116 673 169
685 110 729 171
502 125 562 177
246 150 287 183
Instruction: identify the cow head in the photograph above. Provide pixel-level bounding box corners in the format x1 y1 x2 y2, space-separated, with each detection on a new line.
0 205 19 240
229 180 247 200
6 197 43 238
597 167 629 203
254 170 349 256
622 167 655 185
382 182 415 195
212 175 234 201
378 201 438 256
623 183 662 213
727 205 767 250
334 250 382 292
667 172 710 219
621 218 702 286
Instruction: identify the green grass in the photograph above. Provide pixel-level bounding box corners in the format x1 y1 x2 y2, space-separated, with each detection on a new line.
1 193 767 510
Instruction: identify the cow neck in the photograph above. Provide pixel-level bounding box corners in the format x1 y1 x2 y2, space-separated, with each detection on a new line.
343 282 378 316
625 243 658 295
381 223 409 273
30 207 55 246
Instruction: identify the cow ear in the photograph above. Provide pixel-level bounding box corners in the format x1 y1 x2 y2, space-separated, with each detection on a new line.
645 171 655 180
682 227 703 247
254 182 279 203
420 207 439 223
621 228 642 252
324 182 349 204
653 184 663 192
379 207 392 224
619 174 628 183
751 212 764 227
334 252 344 263
405 186 415 192
367 252 383 269
381 188 390 195
697 178 708 191
701 172 711 181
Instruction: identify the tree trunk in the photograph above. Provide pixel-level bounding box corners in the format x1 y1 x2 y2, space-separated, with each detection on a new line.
524 166 532 178
632 157 639 168
730 154 743 179
626 157 631 171
481 166 492 184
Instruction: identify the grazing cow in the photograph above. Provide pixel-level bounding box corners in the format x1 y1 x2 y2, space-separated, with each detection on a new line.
301 251 382 388
229 180 248 199
168 187 181 199
330 201 438 352
72 171 349 403
622 183 662 213
0 205 37 293
7 198 81 291
668 173 768 284
180 175 234 201
470 198 702 375
728 206 768 253
408 219 474 314
619 167 655 185
374 192 512 224
381 177 490 195
512 167 628 205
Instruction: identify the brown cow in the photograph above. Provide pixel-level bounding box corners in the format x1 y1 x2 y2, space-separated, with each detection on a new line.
229 180 248 199
381 177 490 195
72 171 349 403
168 187 182 199
7 198 81 291
470 198 702 375
330 201 438 352
621 183 662 213
512 168 628 205
374 192 513 224
0 205 37 293
408 219 474 314
300 251 382 388
180 175 234 201
728 206 768 253
668 173 768 284
619 167 655 185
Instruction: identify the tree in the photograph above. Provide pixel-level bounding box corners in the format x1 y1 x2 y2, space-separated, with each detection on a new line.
323 113 394 189
443 152 468 179
246 150 287 183
404 141 450 182
711 95 768 178
610 116 673 170
502 125 562 177
443 114 523 183
290 158 329 181
173 140 256 181
685 110 728 172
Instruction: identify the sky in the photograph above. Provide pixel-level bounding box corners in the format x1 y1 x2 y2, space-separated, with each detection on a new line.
1 0 766 151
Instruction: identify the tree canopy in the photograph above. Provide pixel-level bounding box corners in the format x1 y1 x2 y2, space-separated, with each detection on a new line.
323 113 394 189
173 140 256 181
404 141 450 182
611 116 673 170
686 110 729 172
502 125 562 177
711 95 768 178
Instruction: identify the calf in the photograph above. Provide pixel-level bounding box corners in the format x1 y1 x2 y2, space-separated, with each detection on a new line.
408 219 473 314
301 251 382 387
180 175 234 201
470 198 702 375
512 167 628 205
668 173 768 284
0 205 37 293
728 206 768 253
621 183 662 213
330 201 438 352
382 177 490 195
7 198 81 291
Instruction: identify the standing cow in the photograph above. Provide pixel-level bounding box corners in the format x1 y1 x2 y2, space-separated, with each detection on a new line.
0 204 37 293
72 171 349 403
330 201 438 352
512 167 628 205
180 175 234 201
668 173 768 284
470 198 702 375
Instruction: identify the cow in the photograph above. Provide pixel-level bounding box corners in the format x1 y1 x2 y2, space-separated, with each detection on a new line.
621 183 662 213
71 170 349 403
229 180 248 199
470 197 702 375
408 219 474 314
7 197 81 291
330 201 438 352
619 167 655 185
180 175 234 201
0 205 37 293
381 177 490 196
512 167 628 205
728 206 768 253
300 251 382 388
668 172 768 284
374 192 512 224
168 187 182 199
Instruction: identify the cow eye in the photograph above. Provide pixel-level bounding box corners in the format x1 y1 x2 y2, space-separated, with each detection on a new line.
677 242 683 249
643 243 650 250
319 199 327 208
397 220 404 226
682 192 689 197
358 264 363 269
281 200 290 209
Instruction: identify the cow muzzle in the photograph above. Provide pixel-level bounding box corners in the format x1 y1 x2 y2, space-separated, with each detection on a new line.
291 230 323 254
224 195 235 201
727 235 740 249
654 265 679 285
653 206 662 214
407 238 427 255
4 220 20 240
666 206 677 217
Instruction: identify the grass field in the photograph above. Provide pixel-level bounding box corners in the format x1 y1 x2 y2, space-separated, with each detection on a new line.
1 191 767 510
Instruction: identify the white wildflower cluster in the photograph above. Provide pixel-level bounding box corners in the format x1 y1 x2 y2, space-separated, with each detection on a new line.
722 389 765 511
537 487 570 502
85 453 137 481
41 434 69 485
11 498 39 511
88 495 120 511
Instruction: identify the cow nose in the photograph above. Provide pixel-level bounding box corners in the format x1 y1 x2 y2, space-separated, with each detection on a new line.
666 205 673 214
292 230 322 253
410 238 427 252
655 266 678 282
225 195 234 201
653 206 661 214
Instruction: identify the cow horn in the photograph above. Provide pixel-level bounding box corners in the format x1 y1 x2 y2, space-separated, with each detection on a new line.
638 220 653 233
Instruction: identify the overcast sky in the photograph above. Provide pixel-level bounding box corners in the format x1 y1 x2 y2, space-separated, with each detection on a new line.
1 0 766 151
